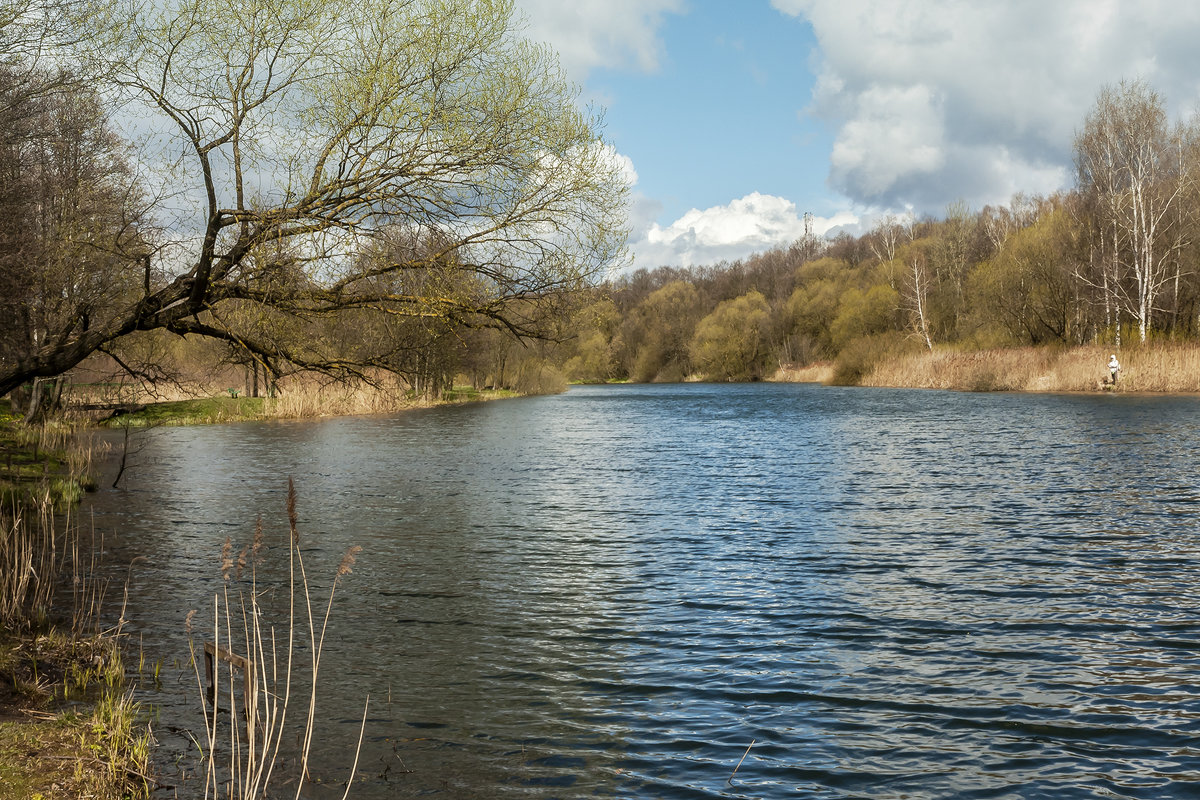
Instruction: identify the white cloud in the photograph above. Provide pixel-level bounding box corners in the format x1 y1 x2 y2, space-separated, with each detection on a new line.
607 146 639 189
630 192 858 268
515 0 685 80
771 0 1200 215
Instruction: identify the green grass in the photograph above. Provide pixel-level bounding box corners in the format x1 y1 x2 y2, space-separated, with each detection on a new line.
0 399 85 512
100 395 267 427
0 632 151 800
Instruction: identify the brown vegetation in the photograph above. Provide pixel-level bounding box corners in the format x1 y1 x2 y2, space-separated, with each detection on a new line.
0 409 152 798
770 362 835 384
791 344 1200 394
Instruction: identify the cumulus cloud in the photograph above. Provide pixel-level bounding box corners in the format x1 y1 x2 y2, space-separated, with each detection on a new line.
772 0 1200 215
631 192 858 268
515 0 685 80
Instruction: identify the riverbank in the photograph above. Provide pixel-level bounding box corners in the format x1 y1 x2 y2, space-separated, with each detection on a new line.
0 400 153 798
0 629 152 798
772 344 1200 393
0 400 94 511
94 384 521 427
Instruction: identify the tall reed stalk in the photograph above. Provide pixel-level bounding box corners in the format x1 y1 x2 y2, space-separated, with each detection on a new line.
187 479 367 799
0 498 62 627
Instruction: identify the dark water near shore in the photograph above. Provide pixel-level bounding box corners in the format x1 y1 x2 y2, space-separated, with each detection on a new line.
84 383 1200 798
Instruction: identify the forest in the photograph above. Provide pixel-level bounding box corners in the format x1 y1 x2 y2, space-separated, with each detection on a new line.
550 78 1200 387
0 0 625 415
4 0 1200 414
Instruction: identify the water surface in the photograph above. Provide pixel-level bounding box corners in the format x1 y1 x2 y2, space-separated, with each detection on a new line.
86 383 1200 799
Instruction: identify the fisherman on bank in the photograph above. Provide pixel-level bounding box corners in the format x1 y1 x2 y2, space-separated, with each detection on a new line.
1108 353 1121 385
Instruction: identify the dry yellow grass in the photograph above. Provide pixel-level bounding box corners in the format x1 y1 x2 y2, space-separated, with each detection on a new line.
856 344 1200 393
261 376 418 418
770 363 835 384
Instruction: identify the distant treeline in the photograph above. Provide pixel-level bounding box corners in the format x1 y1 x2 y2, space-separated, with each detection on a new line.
551 79 1200 385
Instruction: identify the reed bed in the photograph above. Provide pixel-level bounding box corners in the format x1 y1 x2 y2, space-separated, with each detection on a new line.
0 416 153 799
0 498 68 629
856 344 1200 393
0 416 95 626
1114 344 1200 392
770 363 835 384
261 376 417 419
261 376 520 419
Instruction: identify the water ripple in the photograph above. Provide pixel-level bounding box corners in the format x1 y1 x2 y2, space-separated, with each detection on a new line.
85 384 1200 798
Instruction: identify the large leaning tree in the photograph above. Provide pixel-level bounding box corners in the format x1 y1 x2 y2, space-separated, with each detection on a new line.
0 0 629 397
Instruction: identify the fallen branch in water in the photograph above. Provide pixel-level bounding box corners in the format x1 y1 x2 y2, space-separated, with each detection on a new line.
728 739 755 786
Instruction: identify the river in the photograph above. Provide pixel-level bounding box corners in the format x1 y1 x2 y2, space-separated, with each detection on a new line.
83 383 1200 799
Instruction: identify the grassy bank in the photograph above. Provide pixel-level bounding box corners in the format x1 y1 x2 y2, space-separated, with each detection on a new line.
0 400 94 512
774 344 1200 393
0 401 153 798
99 383 521 428
0 630 152 799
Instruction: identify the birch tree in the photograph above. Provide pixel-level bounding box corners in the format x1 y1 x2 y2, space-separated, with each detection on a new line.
1074 79 1195 342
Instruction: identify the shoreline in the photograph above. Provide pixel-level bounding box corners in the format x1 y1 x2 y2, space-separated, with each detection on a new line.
3 344 1196 795
61 340 1200 434
768 344 1200 395
87 385 523 428
0 400 151 798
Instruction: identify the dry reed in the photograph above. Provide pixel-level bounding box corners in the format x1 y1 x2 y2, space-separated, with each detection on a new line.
188 478 366 800
851 344 1200 393
262 379 416 418
770 363 835 384
0 420 154 799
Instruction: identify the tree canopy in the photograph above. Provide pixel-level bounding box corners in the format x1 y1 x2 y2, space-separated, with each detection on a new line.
0 0 629 398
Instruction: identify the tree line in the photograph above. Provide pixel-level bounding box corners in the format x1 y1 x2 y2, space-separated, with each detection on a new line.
4 0 1198 411
550 79 1200 385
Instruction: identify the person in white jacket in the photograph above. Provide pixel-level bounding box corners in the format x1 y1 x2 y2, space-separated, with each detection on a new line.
1108 354 1121 384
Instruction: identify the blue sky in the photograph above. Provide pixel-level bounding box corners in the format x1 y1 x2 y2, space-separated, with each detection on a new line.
587 6 828 223
519 0 1200 272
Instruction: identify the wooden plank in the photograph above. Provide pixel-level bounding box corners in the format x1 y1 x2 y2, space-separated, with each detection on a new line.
203 641 257 731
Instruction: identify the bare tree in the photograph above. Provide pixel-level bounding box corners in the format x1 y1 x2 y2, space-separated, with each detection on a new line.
1074 79 1196 342
0 62 152 416
905 249 934 352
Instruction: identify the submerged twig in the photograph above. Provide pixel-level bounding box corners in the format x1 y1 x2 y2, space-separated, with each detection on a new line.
728 739 755 786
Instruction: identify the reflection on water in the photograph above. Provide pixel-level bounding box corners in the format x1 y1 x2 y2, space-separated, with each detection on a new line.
85 384 1200 799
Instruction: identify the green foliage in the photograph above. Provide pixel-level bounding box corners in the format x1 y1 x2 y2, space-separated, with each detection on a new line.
562 331 616 382
619 281 702 381
795 257 852 284
561 298 621 382
830 334 901 386
787 279 841 356
831 284 902 351
689 291 773 381
966 208 1081 345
